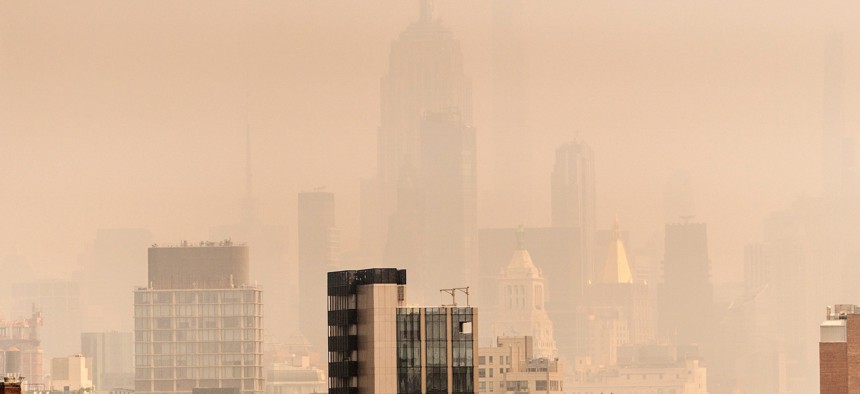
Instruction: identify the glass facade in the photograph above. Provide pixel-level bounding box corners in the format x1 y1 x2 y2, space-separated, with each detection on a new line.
397 308 422 394
395 307 476 394
134 288 264 394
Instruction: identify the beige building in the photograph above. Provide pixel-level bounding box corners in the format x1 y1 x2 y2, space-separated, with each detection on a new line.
477 336 563 394
569 344 708 394
327 268 478 394
493 229 558 359
51 355 93 391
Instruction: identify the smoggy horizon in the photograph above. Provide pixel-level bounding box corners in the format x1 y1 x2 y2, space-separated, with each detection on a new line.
2 1 859 285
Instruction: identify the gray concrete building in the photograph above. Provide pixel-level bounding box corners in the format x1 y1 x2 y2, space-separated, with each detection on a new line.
134 242 263 394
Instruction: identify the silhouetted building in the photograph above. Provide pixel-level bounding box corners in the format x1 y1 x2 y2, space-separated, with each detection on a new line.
659 222 713 345
327 268 478 394
550 141 596 285
134 243 263 394
81 331 133 393
361 0 473 265
297 191 339 353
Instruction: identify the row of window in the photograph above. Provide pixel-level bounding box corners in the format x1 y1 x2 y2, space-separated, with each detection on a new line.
136 329 262 342
478 355 511 366
135 290 260 305
135 304 262 318
135 342 263 356
135 377 263 392
136 366 262 379
136 316 261 330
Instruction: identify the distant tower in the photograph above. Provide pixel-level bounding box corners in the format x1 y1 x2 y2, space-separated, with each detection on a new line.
551 141 596 286
297 191 339 353
490 0 532 224
822 32 855 199
659 221 713 344
494 227 558 358
361 0 473 265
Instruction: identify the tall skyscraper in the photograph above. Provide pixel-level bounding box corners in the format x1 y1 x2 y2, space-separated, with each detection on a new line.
490 0 532 224
327 268 478 394
658 222 713 345
297 190 339 353
413 110 477 298
361 0 473 265
493 228 557 358
550 141 596 286
81 331 134 393
134 242 263 394
821 32 855 199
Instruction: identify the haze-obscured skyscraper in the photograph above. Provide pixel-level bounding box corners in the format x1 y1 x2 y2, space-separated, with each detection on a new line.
134 242 263 394
85 228 153 332
297 190 339 353
81 331 134 393
551 141 596 284
659 222 713 345
361 0 472 265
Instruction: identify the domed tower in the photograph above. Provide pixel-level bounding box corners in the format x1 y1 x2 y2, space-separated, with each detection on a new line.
494 226 558 358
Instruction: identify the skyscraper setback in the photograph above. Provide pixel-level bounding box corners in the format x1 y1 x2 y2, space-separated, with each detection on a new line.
361 1 474 287
551 141 597 286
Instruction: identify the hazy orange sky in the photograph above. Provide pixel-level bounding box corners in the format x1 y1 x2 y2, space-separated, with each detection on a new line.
1 1 858 283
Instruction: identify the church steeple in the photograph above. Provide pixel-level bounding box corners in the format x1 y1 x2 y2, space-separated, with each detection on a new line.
601 215 633 284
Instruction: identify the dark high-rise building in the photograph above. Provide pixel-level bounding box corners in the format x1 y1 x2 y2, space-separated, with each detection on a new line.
658 222 713 345
297 191 339 352
327 268 477 394
134 242 263 394
361 0 472 264
550 141 596 283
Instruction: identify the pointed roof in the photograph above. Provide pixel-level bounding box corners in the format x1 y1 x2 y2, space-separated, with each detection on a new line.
502 226 542 279
601 216 633 284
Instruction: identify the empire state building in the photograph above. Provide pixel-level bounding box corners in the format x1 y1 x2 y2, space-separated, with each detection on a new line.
361 1 476 297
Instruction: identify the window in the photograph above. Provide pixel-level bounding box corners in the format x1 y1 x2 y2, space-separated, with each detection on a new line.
479 369 486 378
479 356 486 365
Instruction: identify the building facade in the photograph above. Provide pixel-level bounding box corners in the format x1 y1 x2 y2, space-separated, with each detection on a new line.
493 229 557 358
297 191 339 354
81 331 134 393
134 243 264 394
0 311 44 390
819 304 860 394
51 354 93 391
550 141 596 284
327 268 478 394
477 337 563 394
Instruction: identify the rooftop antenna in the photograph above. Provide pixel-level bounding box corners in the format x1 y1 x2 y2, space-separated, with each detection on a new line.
440 287 470 307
